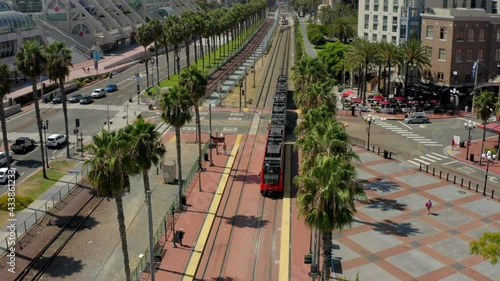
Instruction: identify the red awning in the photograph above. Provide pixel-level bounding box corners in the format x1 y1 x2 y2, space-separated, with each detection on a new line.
478 122 500 134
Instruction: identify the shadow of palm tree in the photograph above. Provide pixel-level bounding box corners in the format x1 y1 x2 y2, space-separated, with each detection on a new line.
366 198 407 211
225 215 269 228
13 159 42 168
353 218 420 237
31 255 83 277
49 215 99 230
363 179 401 194
210 277 237 281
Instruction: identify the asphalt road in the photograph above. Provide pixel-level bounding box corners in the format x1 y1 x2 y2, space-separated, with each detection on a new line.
343 116 500 195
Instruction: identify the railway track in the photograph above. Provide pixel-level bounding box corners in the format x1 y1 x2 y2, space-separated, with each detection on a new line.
196 10 292 280
14 184 104 281
206 19 274 95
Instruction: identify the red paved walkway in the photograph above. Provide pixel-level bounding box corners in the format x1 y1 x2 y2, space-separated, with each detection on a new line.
449 136 500 175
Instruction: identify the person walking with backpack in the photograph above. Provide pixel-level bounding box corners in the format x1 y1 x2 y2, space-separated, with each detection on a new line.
177 228 185 246
425 200 432 215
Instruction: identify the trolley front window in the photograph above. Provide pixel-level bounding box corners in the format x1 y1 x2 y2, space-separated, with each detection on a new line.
264 174 279 185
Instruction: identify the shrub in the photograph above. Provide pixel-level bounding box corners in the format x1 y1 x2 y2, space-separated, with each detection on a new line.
75 80 83 88
307 24 326 46
0 194 34 212
83 78 91 84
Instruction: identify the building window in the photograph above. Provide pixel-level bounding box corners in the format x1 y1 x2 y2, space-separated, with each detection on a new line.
457 28 464 41
383 16 387 31
426 25 433 39
478 49 483 61
382 35 387 42
479 29 485 41
439 48 446 61
393 3 398 12
465 73 471 80
466 49 473 61
443 0 448 8
440 27 448 40
384 0 388 11
392 36 397 44
373 34 378 41
423 70 431 78
496 30 500 41
426 47 432 59
364 14 369 29
365 0 370 10
437 72 444 81
468 29 474 41
495 48 500 60
456 49 462 62
373 23 378 30
364 33 369 40
481 0 486 8
374 3 379 11
471 0 476 8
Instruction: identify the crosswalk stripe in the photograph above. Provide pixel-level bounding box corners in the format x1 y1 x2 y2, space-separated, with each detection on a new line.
390 129 407 131
407 160 422 166
424 154 443 161
425 144 444 147
402 134 419 136
420 156 436 162
396 131 410 134
411 158 430 165
417 141 437 144
415 139 432 141
431 152 447 159
407 136 425 139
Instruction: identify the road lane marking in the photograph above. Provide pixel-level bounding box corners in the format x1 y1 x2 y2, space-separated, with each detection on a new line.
407 136 425 139
408 160 422 166
420 156 437 162
417 141 437 144
431 152 446 158
398 121 412 129
183 135 242 281
31 164 37 168
412 159 430 165
425 144 444 147
425 154 444 161
443 160 457 165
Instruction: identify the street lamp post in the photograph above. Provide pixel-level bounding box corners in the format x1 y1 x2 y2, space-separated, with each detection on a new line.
481 151 496 196
479 106 492 166
364 114 374 151
104 70 117 132
239 79 243 112
451 88 459 115
41 120 49 168
464 121 475 160
170 205 177 248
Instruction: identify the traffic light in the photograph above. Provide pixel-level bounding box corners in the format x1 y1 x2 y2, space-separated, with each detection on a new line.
304 254 312 264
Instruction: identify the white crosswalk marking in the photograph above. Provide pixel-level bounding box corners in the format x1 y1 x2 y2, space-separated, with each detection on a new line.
375 121 444 147
407 153 447 166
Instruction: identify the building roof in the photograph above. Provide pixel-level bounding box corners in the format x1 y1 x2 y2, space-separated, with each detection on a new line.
0 1 11 12
0 11 38 34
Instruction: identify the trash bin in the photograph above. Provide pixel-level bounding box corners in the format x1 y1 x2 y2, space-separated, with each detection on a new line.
384 150 389 159
351 105 355 116
470 153 474 162
181 195 187 205
204 153 209 161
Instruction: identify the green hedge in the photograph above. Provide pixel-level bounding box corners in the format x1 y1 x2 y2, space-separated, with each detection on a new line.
0 194 33 212
306 24 326 46
294 16 306 59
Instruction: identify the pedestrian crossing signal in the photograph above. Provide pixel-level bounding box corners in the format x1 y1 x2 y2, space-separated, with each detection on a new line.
304 253 312 264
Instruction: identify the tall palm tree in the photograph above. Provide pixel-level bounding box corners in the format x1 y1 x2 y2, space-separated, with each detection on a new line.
166 15 185 75
193 12 206 64
148 19 163 88
179 66 207 174
85 129 133 281
16 40 48 178
328 16 356 43
294 81 336 113
136 23 154 89
473 90 498 164
0 63 12 169
291 56 329 93
181 11 195 67
376 41 402 97
45 42 73 158
345 39 377 105
400 38 431 96
160 86 193 210
122 117 166 279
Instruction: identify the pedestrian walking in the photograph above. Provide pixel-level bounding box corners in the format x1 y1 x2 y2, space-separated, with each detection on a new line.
425 200 432 215
223 142 227 155
177 228 185 246
87 67 90 72
82 67 86 73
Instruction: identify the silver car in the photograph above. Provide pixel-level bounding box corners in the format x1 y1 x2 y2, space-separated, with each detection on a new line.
404 115 430 124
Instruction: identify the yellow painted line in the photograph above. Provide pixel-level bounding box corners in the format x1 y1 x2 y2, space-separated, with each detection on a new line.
169 135 176 143
183 134 242 281
279 144 291 280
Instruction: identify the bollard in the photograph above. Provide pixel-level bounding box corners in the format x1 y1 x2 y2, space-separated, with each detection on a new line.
372 145 375 152
446 173 449 181
453 175 456 184
157 167 159 175
483 185 487 196
492 190 495 199
461 178 463 187
433 167 435 176
389 152 392 159
378 147 380 154
439 171 442 178
419 163 422 171
476 184 479 192
426 165 429 173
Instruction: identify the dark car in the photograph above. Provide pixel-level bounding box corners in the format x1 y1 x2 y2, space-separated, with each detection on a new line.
69 94 83 103
52 96 62 104
105 84 118 92
79 96 93 104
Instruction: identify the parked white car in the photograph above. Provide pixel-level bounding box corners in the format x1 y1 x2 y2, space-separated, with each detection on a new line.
91 88 106 98
0 152 12 166
46 134 66 148
0 167 18 184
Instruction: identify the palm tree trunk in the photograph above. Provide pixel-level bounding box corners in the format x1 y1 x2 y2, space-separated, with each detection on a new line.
404 62 409 97
195 104 202 173
212 36 216 65
377 64 382 93
115 196 131 281
59 79 70 158
199 37 204 68
154 41 160 87
143 170 155 280
207 40 211 67
175 45 181 75
145 61 150 90
194 36 198 62
164 46 170 80
0 102 10 169
175 127 183 210
218 34 222 60
32 82 47 179
185 39 191 67
321 231 333 281
363 62 368 106
387 64 391 97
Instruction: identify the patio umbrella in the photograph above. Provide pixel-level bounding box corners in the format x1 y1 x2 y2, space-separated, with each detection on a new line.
352 97 362 103
373 96 384 101
380 101 391 105
341 90 355 97
394 96 406 101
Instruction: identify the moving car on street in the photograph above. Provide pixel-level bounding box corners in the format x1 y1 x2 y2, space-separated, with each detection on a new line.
91 88 106 98
46 134 66 148
404 115 430 124
79 95 93 104
0 152 12 166
52 96 62 104
0 168 18 184
69 94 83 103
105 84 118 92
11 137 36 153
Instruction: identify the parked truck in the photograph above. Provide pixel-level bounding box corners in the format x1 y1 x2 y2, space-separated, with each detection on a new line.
11 137 36 153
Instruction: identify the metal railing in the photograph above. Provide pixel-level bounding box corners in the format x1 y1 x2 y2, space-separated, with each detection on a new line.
0 165 90 257
130 142 209 281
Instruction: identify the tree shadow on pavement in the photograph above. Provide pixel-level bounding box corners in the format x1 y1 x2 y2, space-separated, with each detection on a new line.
233 174 260 184
225 215 269 228
47 215 99 230
366 198 407 211
210 277 237 281
363 179 401 194
31 255 83 277
14 159 42 168
353 219 420 237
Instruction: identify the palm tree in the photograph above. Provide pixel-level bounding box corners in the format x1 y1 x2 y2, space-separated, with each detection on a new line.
345 39 377 105
193 12 206 64
179 66 207 174
16 40 48 178
0 63 12 169
400 38 431 97
85 129 133 281
160 19 172 79
45 42 73 158
181 11 195 67
291 57 329 94
328 17 356 43
122 117 166 278
136 23 153 89
148 19 163 88
166 15 185 75
376 41 402 97
294 81 336 114
473 90 498 164
160 86 193 210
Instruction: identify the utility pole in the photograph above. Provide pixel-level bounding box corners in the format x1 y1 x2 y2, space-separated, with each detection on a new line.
209 104 214 166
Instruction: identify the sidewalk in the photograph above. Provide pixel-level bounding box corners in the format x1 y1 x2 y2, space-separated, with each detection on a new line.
447 136 500 175
297 15 317 58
